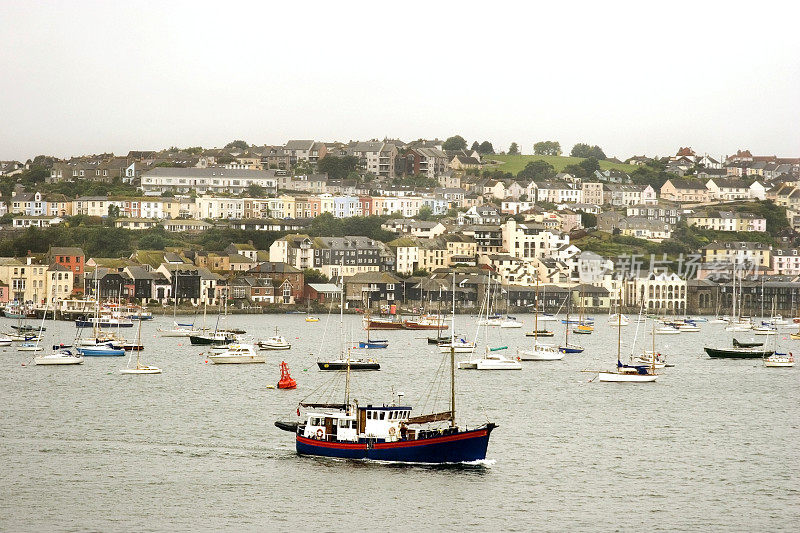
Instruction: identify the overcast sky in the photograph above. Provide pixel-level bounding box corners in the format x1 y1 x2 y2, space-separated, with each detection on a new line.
1 1 798 161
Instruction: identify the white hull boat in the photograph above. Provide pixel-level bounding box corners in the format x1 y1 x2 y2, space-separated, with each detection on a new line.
258 334 291 350
475 357 522 370
752 327 777 336
0 336 12 346
518 343 564 361
608 314 629 326
438 340 476 353
764 353 795 367
18 343 43 352
34 350 84 365
598 371 657 383
120 365 162 374
208 344 265 364
655 327 680 335
677 325 700 332
499 319 522 328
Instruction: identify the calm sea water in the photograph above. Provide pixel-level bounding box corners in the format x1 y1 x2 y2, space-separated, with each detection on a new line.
1 313 798 532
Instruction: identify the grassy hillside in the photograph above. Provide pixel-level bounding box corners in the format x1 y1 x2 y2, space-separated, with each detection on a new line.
483 154 638 175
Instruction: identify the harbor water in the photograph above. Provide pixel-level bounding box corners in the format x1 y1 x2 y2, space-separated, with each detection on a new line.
1 313 798 531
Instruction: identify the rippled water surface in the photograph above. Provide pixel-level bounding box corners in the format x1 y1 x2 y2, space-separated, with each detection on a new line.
1 313 798 532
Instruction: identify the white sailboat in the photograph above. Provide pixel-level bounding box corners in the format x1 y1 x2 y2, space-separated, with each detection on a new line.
518 279 563 361
597 296 657 383
120 319 161 374
459 273 521 370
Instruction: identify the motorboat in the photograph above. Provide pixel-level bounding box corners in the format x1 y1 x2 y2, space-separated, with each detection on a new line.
18 342 43 352
764 352 795 367
190 331 237 346
518 342 564 360
258 328 292 350
208 343 265 364
0 335 12 346
305 316 320 322
34 349 84 365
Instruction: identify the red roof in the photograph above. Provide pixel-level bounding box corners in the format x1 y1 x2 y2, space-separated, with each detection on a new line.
676 147 695 157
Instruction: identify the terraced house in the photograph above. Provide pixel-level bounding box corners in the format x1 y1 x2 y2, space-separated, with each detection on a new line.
140 167 277 195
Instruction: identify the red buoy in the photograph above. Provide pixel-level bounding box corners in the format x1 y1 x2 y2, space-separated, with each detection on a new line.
277 361 297 389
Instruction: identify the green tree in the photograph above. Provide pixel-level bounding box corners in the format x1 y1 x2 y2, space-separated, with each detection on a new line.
247 183 266 197
508 142 520 155
442 135 467 151
470 141 480 152
107 204 120 218
579 211 597 228
517 160 556 182
303 268 330 284
225 140 249 151
417 205 433 221
533 141 562 156
570 143 606 160
478 141 494 154
317 155 359 180
579 157 600 175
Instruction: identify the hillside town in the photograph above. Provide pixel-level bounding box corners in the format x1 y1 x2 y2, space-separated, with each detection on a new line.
1 140 800 317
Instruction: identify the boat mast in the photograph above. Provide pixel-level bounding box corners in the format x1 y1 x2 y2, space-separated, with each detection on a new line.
450 272 456 427
616 292 622 364
564 289 570 346
534 278 539 344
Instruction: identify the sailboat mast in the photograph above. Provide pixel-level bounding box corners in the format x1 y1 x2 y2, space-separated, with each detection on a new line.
533 278 539 343
616 293 622 363
450 272 456 427
565 290 570 345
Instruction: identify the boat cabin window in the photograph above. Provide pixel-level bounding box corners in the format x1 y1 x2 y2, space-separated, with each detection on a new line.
379 412 386 420
366 411 372 420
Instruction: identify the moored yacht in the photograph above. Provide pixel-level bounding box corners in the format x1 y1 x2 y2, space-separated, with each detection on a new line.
208 343 265 364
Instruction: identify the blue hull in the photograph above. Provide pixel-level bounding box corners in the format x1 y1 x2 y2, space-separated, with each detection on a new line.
295 425 495 463
77 347 125 356
559 346 584 354
358 341 388 349
75 320 134 328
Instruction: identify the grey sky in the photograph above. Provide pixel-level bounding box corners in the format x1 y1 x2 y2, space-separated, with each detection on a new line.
1 1 798 161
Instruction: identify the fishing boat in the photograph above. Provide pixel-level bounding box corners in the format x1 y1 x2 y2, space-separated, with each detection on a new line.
597 297 657 383
208 343 265 364
764 352 795 367
275 350 496 463
258 327 292 350
558 293 583 354
120 320 161 374
34 349 84 365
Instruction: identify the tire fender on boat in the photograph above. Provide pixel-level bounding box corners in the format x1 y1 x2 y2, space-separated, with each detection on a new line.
388 427 396 436
316 429 323 438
